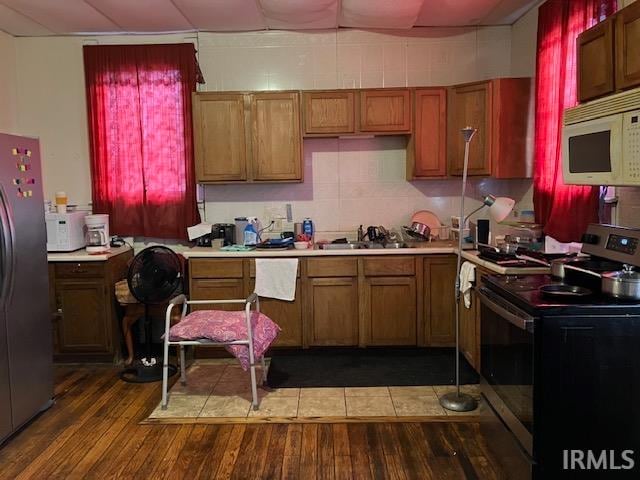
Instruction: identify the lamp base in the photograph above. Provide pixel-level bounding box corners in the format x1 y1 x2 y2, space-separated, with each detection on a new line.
439 392 478 412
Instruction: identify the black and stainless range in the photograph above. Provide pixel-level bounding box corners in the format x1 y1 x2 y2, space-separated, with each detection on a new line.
478 224 640 479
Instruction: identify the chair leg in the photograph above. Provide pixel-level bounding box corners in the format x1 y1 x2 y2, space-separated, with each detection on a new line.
161 341 170 410
179 345 187 385
249 364 259 410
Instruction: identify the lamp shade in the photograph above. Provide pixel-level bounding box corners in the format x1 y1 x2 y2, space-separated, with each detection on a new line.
488 196 515 222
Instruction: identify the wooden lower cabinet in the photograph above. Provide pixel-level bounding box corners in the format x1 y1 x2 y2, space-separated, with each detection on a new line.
247 279 303 347
363 277 416 345
55 279 109 354
186 254 483 351
423 256 457 346
50 249 132 362
305 277 359 346
459 293 479 370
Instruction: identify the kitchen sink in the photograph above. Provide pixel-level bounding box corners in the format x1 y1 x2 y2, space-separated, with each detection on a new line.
318 242 364 250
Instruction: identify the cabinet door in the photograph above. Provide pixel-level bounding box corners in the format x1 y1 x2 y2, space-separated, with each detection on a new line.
247 279 303 347
616 1 640 91
190 279 245 311
55 279 110 353
410 88 447 178
448 82 491 176
423 256 457 346
303 91 355 135
359 89 411 132
306 277 358 346
459 293 478 370
364 277 416 346
578 18 615 102
250 92 302 181
193 93 248 182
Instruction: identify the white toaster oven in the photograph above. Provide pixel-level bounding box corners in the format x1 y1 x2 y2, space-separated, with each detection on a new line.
45 211 87 252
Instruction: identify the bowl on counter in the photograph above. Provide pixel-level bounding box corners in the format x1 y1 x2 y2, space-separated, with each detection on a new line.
294 241 311 250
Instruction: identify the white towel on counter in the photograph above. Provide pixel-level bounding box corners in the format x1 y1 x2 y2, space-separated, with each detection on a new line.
254 258 299 301
459 261 476 309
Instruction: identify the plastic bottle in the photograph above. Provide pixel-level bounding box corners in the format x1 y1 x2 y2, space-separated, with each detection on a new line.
302 218 314 238
243 218 258 246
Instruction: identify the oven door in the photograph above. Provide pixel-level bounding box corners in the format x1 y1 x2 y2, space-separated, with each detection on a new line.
478 286 535 457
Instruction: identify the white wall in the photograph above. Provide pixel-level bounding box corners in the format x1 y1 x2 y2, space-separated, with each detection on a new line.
0 31 17 134
13 33 196 207
197 27 532 235
11 26 536 237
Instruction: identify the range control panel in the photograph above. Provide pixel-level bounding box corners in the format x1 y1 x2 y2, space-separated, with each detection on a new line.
582 223 640 267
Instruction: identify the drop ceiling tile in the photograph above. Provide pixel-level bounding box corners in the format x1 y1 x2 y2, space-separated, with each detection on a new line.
259 0 338 30
2 0 120 34
416 0 497 26
340 0 423 29
172 0 265 31
84 0 193 32
482 0 540 25
0 4 54 36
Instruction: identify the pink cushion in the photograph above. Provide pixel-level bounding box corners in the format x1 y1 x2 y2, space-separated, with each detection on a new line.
168 309 280 370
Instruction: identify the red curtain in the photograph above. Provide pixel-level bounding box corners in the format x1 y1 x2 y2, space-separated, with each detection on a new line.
533 0 616 242
83 44 200 240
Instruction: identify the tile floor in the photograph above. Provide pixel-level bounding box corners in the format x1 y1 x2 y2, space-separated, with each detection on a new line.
148 359 485 421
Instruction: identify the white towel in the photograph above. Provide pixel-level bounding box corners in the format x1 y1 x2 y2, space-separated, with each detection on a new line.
254 258 299 301
459 261 476 309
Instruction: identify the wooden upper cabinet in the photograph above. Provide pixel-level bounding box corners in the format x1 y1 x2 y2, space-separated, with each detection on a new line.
448 82 491 176
408 88 447 178
250 92 302 181
192 91 302 184
193 93 248 182
577 17 615 102
359 89 412 132
303 90 355 135
448 78 532 179
616 1 640 91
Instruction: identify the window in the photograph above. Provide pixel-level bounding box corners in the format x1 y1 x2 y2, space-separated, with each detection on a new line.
83 44 200 239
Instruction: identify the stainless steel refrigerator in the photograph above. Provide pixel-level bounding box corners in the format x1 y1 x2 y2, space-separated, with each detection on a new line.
0 133 52 444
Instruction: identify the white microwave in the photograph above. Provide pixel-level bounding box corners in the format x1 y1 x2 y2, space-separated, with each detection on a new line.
45 211 87 252
562 87 640 186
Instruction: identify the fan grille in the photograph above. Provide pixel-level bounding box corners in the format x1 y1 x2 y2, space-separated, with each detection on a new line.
127 246 182 305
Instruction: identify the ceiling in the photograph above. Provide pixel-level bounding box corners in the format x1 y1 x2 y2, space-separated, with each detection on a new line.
0 0 540 37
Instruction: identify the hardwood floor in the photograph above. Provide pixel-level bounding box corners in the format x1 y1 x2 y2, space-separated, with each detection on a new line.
0 366 509 479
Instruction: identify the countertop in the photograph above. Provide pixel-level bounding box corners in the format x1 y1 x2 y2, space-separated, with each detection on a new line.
181 241 456 258
460 250 550 275
182 243 550 276
47 245 132 262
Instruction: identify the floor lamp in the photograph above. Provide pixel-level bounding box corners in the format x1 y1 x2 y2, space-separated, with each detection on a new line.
439 126 515 412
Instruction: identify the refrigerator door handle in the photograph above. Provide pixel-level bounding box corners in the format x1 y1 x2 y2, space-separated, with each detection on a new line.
0 185 15 305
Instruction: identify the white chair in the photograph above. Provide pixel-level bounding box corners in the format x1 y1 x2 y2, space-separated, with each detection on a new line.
161 292 267 410
161 258 298 410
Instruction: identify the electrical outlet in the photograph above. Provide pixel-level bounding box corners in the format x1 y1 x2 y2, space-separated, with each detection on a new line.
273 218 283 231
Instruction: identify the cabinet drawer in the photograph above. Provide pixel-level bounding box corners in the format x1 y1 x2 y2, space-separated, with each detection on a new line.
55 262 104 278
190 259 244 279
249 259 300 278
307 258 358 277
363 257 415 276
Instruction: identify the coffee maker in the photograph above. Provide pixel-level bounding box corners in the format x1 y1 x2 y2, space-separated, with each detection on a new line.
84 214 110 253
212 223 236 246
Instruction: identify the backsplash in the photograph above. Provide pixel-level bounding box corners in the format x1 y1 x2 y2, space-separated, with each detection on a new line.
202 136 533 238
